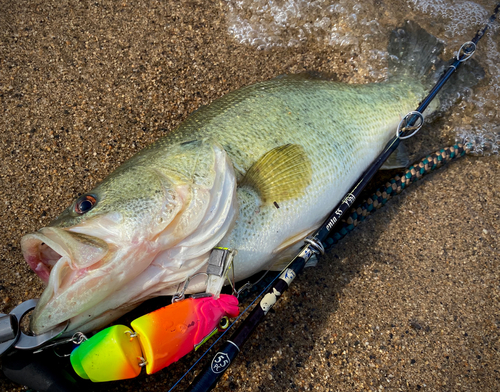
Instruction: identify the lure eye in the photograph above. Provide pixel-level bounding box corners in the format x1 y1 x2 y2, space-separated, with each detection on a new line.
218 316 230 331
75 194 97 214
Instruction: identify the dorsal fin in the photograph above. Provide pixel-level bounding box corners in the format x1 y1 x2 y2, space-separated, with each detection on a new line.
273 71 339 82
240 144 312 205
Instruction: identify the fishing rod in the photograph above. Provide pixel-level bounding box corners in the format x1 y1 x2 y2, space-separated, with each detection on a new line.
1 8 497 392
185 8 499 391
0 143 471 392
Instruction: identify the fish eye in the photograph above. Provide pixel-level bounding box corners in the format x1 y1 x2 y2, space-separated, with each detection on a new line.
75 194 97 214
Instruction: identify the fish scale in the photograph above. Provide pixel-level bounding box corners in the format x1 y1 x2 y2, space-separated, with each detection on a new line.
182 77 432 279
152 77 429 209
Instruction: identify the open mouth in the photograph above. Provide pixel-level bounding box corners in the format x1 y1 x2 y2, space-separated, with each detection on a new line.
21 227 109 293
22 232 66 285
21 227 119 334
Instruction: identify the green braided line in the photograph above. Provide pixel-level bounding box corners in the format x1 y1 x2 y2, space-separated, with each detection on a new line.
325 144 469 249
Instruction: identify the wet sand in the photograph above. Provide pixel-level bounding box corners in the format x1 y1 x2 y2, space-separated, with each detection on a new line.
0 0 499 391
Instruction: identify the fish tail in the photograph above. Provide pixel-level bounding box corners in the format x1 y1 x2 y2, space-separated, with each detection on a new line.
388 20 445 83
388 20 485 110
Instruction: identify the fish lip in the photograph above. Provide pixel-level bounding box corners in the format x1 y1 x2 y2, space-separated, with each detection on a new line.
21 229 72 285
22 227 111 334
23 226 110 271
21 227 110 294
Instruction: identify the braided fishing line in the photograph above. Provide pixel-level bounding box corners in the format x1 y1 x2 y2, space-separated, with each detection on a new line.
166 142 469 391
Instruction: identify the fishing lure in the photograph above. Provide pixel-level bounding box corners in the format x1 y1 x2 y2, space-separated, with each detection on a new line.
69 294 239 382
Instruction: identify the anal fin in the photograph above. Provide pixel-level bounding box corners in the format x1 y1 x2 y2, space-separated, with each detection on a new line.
269 228 315 271
381 142 410 170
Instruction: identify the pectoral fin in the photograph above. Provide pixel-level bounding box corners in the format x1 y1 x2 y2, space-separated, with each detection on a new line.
240 144 312 205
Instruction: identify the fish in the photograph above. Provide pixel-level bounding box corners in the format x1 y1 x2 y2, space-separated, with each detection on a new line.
21 21 451 335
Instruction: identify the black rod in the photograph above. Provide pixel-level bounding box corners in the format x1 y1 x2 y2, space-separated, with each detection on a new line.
185 9 498 391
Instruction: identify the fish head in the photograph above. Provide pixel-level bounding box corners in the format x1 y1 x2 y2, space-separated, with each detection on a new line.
22 140 237 334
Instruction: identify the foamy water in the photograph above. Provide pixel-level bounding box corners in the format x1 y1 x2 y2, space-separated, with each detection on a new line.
225 0 500 156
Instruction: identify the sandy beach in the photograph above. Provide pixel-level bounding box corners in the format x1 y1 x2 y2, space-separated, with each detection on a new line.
0 0 499 391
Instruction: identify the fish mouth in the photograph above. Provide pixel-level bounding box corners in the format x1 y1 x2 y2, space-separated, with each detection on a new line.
21 227 110 333
22 227 109 289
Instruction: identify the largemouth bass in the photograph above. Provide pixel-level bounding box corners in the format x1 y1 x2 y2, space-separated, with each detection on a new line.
22 22 444 334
